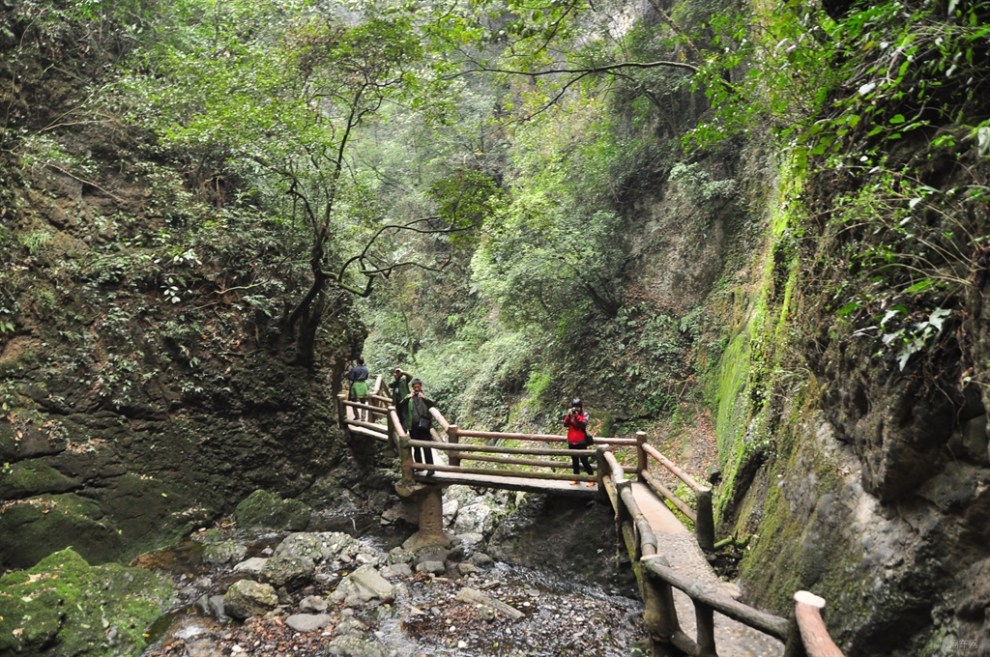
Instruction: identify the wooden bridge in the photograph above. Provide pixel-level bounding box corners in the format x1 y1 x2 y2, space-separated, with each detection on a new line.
338 376 844 657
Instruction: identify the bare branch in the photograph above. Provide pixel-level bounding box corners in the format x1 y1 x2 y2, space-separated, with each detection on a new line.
473 59 700 77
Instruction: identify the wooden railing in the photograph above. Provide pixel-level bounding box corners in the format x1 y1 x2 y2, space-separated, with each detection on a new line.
599 448 844 657
634 432 715 551
337 389 844 657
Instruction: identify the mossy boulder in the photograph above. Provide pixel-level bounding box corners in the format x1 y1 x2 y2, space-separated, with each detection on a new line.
234 489 311 532
0 494 124 570
223 579 279 620
0 548 172 657
0 459 78 498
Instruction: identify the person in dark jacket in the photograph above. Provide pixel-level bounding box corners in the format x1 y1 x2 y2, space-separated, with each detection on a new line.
390 367 413 428
346 358 370 421
562 397 594 486
403 378 437 473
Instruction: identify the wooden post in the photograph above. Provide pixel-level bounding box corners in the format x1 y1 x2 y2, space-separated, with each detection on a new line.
695 487 715 551
641 572 681 651
636 431 647 479
386 408 399 454
694 600 718 657
447 424 460 467
337 393 349 430
784 591 844 657
398 434 414 484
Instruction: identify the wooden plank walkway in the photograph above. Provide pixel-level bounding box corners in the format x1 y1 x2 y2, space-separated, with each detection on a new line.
415 468 599 496
631 481 784 656
340 403 789 654
410 446 599 497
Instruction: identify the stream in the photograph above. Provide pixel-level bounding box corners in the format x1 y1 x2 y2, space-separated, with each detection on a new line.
138 489 648 657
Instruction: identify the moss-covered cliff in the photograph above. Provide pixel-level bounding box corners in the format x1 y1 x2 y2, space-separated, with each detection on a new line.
702 4 990 651
0 3 364 569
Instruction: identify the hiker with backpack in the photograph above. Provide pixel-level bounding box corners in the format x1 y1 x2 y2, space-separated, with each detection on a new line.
346 358 370 421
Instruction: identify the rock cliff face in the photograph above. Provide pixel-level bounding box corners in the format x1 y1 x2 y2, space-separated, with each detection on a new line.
0 9 363 569
708 135 990 656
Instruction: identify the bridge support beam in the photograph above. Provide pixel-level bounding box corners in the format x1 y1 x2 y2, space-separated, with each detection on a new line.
400 484 454 552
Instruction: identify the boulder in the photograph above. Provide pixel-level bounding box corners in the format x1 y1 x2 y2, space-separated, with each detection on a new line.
285 613 333 632
0 548 171 656
275 531 357 563
330 565 395 605
233 557 268 574
235 489 311 531
324 634 388 657
299 594 329 613
222 579 279 620
203 540 248 566
259 553 316 589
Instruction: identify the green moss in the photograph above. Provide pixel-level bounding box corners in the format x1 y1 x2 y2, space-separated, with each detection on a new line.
234 489 311 531
0 494 123 568
0 548 172 657
707 162 814 535
0 460 78 497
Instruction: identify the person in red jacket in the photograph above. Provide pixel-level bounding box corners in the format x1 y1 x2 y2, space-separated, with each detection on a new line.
562 398 594 486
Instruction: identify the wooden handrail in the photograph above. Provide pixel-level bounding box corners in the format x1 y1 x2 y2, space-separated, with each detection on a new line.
642 443 707 493
429 406 450 431
602 450 626 482
640 556 790 640
457 453 577 469
409 440 595 457
342 399 389 415
641 470 697 523
454 427 636 446
409 461 597 482
639 434 714 550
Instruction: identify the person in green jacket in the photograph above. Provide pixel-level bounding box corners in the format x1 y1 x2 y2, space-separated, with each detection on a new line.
390 367 412 428
346 358 370 421
402 378 436 473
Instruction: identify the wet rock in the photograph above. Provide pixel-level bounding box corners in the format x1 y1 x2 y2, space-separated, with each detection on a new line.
388 545 414 564
223 579 278 620
285 612 333 632
451 501 497 535
381 499 419 526
381 562 414 578
196 593 227 619
0 460 78 498
299 594 329 612
0 548 171 657
951 414 989 465
457 562 482 576
233 556 267 574
235 489 312 532
468 551 494 567
456 586 525 619
325 633 388 657
415 559 446 574
413 544 450 567
330 564 396 605
275 531 357 563
203 540 248 566
0 493 126 569
442 497 460 522
259 553 316 589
